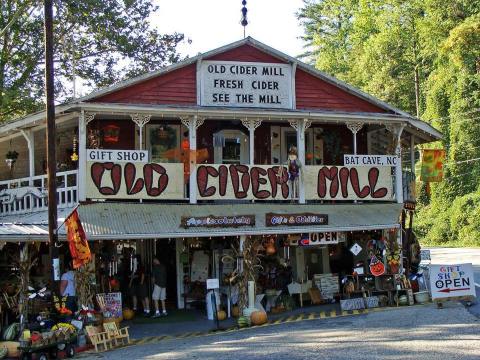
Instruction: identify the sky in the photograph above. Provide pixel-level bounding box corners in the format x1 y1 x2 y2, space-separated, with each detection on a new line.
152 0 307 58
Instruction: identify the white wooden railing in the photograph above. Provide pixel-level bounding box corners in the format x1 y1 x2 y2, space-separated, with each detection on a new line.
0 170 78 216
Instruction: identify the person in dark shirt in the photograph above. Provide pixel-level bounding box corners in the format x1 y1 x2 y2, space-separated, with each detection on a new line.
151 257 167 317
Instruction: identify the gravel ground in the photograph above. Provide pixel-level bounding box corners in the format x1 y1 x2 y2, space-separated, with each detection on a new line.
79 302 480 360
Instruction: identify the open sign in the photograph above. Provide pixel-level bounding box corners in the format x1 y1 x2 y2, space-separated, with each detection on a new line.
430 263 476 300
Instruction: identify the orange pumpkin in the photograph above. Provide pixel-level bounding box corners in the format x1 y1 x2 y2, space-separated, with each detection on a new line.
250 311 267 326
217 310 227 321
369 257 386 276
122 308 135 320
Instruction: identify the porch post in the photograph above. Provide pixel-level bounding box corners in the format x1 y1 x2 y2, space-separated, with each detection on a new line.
181 115 204 204
20 129 35 184
410 135 415 175
289 118 311 204
131 113 151 150
386 124 405 204
78 110 95 201
346 122 363 155
241 118 262 165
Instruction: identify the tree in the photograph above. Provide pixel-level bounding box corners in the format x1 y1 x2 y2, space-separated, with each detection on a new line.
0 0 184 122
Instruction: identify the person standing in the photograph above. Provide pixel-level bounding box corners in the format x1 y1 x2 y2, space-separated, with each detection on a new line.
151 257 167 317
129 255 150 316
59 261 77 313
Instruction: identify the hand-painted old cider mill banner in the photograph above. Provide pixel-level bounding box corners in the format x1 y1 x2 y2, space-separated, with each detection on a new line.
197 164 394 201
86 161 184 199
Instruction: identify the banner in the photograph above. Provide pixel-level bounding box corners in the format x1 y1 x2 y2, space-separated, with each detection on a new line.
86 161 185 200
65 209 91 269
420 149 445 182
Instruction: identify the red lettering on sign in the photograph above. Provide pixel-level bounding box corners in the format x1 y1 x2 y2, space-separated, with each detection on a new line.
197 165 219 197
317 166 339 198
368 167 388 198
124 162 144 195
268 166 289 198
251 166 270 199
339 167 350 198
218 165 228 196
91 162 121 195
143 164 169 196
350 168 370 198
230 165 250 199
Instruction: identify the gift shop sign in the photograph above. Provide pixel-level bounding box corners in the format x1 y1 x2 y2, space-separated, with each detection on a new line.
200 61 292 109
181 215 255 228
430 263 476 300
86 161 184 200
87 149 149 163
197 164 394 201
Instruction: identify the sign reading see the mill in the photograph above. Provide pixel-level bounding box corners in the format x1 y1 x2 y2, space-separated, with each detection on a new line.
200 60 293 109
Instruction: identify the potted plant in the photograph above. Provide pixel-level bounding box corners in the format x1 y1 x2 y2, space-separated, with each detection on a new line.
5 150 19 169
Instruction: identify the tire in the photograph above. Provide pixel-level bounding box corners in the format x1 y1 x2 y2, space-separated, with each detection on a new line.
65 344 75 358
38 353 48 360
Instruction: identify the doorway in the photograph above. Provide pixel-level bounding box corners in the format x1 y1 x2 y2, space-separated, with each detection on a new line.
213 129 249 164
154 239 178 309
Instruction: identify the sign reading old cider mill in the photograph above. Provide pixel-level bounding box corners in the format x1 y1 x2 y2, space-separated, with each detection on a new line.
200 61 293 108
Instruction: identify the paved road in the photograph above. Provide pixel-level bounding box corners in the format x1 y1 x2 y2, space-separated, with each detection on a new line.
80 302 480 360
427 247 480 317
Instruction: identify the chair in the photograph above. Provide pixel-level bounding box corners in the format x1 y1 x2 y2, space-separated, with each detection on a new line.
103 321 130 346
85 325 112 352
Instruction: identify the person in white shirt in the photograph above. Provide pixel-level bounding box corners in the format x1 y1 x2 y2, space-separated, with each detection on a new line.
59 261 77 313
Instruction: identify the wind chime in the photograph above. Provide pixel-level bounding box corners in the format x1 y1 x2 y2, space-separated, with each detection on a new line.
71 133 78 162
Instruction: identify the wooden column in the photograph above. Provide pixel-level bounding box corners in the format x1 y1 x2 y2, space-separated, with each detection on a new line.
346 122 363 155
20 129 35 184
289 118 311 203
241 118 262 165
78 111 95 201
181 116 204 203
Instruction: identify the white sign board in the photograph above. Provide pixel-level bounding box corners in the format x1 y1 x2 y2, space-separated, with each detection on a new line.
87 149 149 163
200 60 293 109
430 263 476 300
343 155 399 166
350 243 362 256
206 278 220 290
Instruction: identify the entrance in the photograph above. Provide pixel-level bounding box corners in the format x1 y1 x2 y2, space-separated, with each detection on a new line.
154 239 178 309
213 129 249 164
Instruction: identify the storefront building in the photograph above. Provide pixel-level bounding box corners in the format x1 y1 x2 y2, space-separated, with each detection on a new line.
0 38 441 312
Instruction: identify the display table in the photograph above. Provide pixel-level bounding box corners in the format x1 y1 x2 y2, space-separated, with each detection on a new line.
287 280 312 307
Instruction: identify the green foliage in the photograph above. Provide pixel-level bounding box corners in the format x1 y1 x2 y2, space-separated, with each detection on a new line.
0 0 184 122
299 0 480 246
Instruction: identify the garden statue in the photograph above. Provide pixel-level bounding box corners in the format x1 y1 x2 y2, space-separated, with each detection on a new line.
278 146 303 199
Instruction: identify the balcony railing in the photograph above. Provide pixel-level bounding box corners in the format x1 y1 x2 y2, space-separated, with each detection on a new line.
0 170 78 216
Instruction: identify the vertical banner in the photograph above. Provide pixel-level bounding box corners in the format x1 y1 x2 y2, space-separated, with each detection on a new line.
420 149 445 182
65 209 91 269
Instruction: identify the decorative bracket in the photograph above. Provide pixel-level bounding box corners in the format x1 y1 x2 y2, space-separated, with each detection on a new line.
131 113 151 128
180 116 205 130
385 123 405 156
85 112 96 125
346 122 363 134
288 119 299 131
241 118 262 131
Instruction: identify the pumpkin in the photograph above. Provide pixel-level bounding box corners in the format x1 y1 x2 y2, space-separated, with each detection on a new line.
231 306 240 317
369 256 386 276
250 311 267 326
216 310 227 321
237 316 250 328
122 308 135 320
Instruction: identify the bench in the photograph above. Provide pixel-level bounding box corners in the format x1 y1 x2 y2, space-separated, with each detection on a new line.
85 325 112 352
103 322 130 347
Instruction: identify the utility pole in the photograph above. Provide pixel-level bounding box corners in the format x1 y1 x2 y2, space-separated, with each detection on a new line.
44 0 59 285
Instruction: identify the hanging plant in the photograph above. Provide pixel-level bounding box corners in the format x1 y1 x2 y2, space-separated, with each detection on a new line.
6 150 18 160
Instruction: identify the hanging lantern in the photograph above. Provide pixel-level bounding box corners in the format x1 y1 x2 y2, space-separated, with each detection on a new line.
71 134 78 162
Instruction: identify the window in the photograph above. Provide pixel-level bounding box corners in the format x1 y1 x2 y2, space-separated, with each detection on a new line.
146 124 181 163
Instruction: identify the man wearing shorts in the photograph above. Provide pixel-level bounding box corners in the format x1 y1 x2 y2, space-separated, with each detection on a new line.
152 257 167 317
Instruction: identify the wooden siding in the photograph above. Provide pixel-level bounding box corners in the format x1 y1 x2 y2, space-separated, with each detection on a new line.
92 64 197 105
205 44 286 63
295 69 389 113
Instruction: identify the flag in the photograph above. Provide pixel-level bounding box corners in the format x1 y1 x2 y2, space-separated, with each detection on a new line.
65 209 91 269
420 149 445 182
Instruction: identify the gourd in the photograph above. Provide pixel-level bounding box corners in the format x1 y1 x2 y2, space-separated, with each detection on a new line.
216 310 226 321
122 308 135 320
250 311 267 326
231 306 240 317
237 316 249 328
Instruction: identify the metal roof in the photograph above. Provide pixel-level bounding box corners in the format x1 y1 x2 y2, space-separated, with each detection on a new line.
75 202 403 240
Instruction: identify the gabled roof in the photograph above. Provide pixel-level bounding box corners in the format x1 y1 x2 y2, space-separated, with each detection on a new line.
78 37 409 117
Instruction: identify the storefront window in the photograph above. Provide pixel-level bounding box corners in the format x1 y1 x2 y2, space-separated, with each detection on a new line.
146 124 181 163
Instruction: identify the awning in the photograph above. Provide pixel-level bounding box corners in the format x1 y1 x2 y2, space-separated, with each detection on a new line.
0 207 74 242
75 202 402 240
